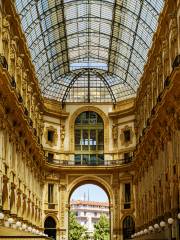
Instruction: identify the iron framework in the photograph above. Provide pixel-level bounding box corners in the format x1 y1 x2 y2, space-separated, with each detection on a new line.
15 0 164 103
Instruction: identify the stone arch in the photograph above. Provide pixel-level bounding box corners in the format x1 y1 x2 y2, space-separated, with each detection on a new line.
67 175 113 239
69 106 109 152
44 214 58 225
67 175 113 204
121 214 135 225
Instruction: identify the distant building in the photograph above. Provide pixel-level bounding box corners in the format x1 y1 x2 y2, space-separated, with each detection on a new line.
70 200 109 237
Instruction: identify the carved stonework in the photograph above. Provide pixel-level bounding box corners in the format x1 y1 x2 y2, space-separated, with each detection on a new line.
112 125 118 142
2 17 10 42
60 124 65 148
45 125 58 147
120 125 133 147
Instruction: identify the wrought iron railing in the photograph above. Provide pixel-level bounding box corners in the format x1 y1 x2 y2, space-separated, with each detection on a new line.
47 157 133 166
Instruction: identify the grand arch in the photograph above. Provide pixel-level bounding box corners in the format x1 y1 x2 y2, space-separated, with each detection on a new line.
69 106 110 152
67 175 114 203
67 175 114 238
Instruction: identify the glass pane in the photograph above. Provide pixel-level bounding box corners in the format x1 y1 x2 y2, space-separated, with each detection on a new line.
75 129 81 150
75 145 81 151
75 116 81 124
89 112 97 124
15 0 164 102
97 115 103 124
90 129 96 150
74 112 104 161
82 155 89 164
98 129 104 150
81 112 89 124
125 184 131 202
75 155 81 165
98 154 104 164
75 129 81 144
90 155 97 165
82 129 89 150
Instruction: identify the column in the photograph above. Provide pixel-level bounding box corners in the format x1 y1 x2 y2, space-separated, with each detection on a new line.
59 184 68 240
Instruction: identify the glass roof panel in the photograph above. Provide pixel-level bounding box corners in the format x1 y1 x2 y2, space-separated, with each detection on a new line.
15 0 164 103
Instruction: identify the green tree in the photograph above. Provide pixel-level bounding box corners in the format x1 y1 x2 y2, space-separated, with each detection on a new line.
93 214 110 240
69 211 89 240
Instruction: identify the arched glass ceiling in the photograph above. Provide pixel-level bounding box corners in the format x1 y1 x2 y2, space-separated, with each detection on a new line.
15 0 164 103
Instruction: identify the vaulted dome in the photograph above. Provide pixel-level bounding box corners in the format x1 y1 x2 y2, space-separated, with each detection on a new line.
15 0 164 103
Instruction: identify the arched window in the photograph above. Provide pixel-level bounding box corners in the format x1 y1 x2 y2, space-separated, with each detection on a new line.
44 216 56 240
123 216 135 240
74 111 104 165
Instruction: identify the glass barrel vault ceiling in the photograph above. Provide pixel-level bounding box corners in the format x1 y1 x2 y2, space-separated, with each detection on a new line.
15 0 164 103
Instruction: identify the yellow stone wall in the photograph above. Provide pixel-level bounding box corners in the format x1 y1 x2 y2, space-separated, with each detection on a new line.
42 99 136 240
0 0 179 240
0 0 45 236
134 1 180 239
43 100 136 160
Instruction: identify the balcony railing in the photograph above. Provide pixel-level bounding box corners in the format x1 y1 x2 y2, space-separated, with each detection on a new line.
47 157 133 166
48 203 55 210
124 202 131 209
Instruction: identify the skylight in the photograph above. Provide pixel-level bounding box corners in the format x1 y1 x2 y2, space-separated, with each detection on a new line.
15 0 164 103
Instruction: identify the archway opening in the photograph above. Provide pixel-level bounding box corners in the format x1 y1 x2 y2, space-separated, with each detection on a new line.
69 183 110 240
44 216 57 240
74 111 104 165
123 216 135 240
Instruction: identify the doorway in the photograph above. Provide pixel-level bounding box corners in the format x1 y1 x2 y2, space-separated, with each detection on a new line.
44 216 56 240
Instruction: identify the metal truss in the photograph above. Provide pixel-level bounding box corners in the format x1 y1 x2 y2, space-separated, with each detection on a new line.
61 68 116 104
15 0 164 103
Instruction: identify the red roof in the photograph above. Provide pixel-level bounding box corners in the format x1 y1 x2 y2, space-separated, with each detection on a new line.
70 200 109 207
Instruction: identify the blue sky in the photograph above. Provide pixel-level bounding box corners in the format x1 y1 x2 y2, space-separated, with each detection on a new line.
71 184 109 202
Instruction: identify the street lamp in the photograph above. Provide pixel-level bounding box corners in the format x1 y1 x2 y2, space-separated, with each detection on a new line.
160 221 166 228
143 229 148 234
7 218 14 227
168 218 174 240
148 226 154 232
16 221 22 228
154 223 160 230
27 226 32 232
22 224 27 230
0 213 4 220
0 212 4 226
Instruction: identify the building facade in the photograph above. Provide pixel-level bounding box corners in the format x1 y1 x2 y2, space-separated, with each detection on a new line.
0 0 179 240
70 200 109 236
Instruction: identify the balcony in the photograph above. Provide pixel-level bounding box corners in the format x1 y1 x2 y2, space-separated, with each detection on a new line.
44 202 57 212
124 202 131 209
48 203 56 210
46 157 133 167
121 201 135 213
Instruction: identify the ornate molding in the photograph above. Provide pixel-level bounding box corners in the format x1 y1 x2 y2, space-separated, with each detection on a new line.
69 106 109 152
45 125 58 147
120 125 133 147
